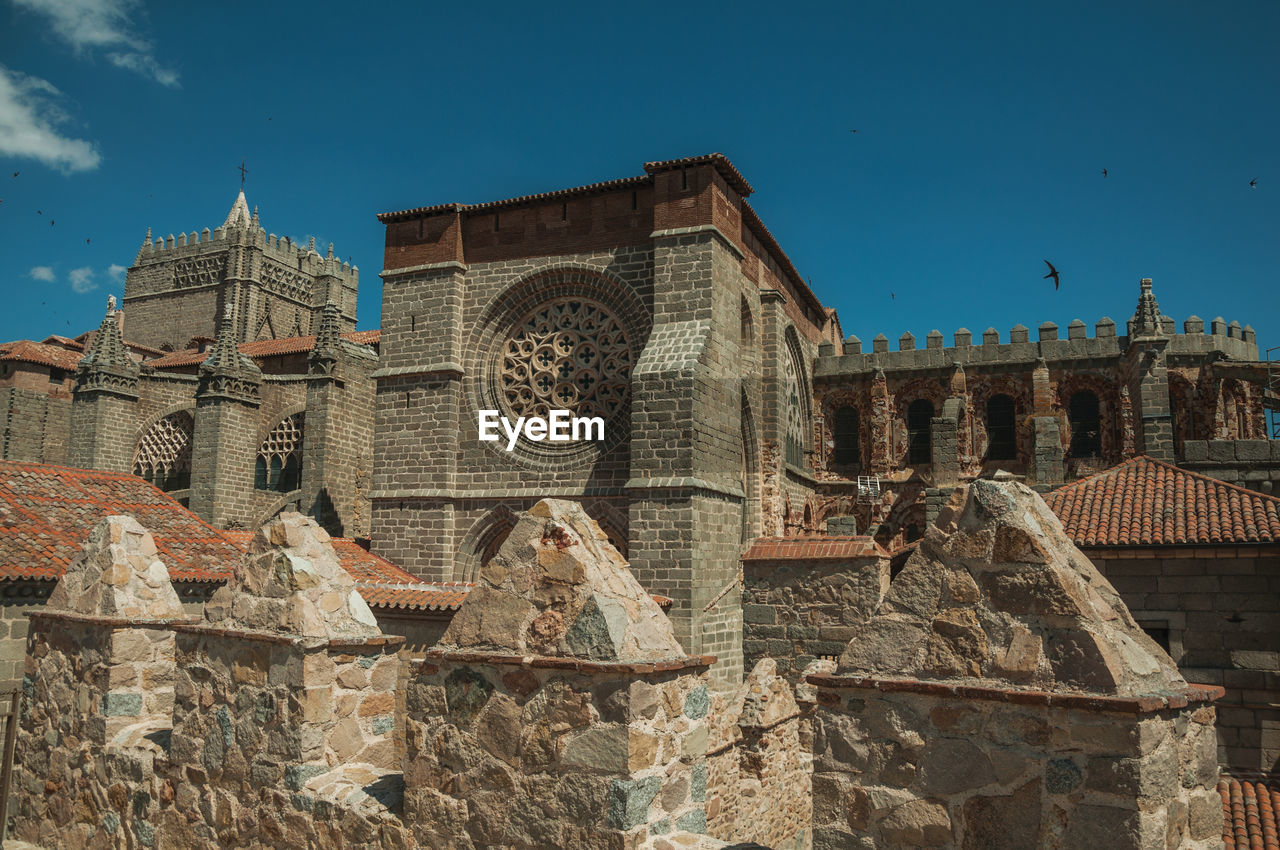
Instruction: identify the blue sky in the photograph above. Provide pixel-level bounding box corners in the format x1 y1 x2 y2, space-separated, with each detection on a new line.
1 0 1276 354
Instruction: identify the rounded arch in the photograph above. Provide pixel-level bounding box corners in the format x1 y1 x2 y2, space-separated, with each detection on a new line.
969 375 1032 470
455 505 520 582
1167 372 1197 453
1056 373 1118 463
893 377 945 468
818 387 871 475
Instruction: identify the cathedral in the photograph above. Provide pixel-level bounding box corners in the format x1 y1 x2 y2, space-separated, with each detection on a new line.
1 153 1276 773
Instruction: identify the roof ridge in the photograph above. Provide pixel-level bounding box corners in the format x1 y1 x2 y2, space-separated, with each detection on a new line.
1051 453 1280 506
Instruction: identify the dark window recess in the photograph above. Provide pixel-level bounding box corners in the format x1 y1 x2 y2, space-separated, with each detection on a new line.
907 399 934 464
49 368 67 383
833 406 860 466
1140 623 1171 654
986 394 1017 460
1069 391 1102 458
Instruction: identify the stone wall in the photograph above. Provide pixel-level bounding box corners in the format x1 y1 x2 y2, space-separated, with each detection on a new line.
0 385 70 464
1092 544 1280 772
705 659 811 850
806 479 1227 849
741 538 889 678
810 681 1224 849
1181 439 1280 496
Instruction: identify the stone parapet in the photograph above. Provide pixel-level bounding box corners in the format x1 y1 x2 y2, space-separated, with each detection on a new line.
810 681 1225 849
403 650 713 849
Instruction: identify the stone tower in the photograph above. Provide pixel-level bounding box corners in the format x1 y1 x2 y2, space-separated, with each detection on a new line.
122 192 359 351
68 299 139 472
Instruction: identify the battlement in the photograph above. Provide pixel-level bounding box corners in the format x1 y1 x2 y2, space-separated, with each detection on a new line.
132 225 358 284
816 313 1258 378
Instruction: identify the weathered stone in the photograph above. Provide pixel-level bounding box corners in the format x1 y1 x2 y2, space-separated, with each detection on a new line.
961 778 1041 849
440 500 686 661
879 798 952 846
919 738 995 794
606 776 661 830
47 516 183 618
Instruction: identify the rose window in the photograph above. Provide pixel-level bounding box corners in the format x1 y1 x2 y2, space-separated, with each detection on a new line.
500 299 631 421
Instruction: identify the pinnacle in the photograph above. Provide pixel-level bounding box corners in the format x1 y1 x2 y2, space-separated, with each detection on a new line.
223 190 252 230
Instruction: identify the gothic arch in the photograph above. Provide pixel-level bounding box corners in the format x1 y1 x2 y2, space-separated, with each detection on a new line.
1167 372 1197 452
455 505 520 583
133 408 195 492
969 376 1032 467
781 326 811 468
583 500 629 558
253 492 304 530
255 412 305 493
894 377 945 467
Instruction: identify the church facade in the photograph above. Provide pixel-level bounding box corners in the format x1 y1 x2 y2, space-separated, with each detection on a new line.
0 153 1272 694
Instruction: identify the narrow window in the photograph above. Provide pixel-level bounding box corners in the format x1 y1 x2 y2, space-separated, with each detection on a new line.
833 406 860 466
631 190 638 211
907 399 934 464
1068 391 1101 458
561 202 567 221
494 212 500 231
681 168 688 191
986 394 1017 460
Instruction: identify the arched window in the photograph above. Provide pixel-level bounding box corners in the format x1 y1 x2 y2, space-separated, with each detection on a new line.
133 411 194 492
833 406 860 467
255 413 304 492
782 332 810 468
1068 391 1101 458
740 296 754 347
907 399 934 464
986 394 1017 460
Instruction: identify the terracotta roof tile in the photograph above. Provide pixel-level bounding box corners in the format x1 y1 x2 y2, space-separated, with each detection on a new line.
1044 456 1280 547
222 530 418 585
0 340 83 372
146 330 380 369
742 536 888 562
1220 775 1279 850
0 460 241 581
356 582 475 612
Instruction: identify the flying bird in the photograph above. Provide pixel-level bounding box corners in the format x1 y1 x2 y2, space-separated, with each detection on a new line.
85 238 90 245
50 219 54 226
890 291 895 300
10 172 16 178
36 210 41 215
1101 168 1108 178
1043 260 1060 290
1250 178 1257 188
849 129 857 134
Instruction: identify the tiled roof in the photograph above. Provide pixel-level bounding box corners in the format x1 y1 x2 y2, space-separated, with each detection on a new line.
39 335 84 350
0 340 83 372
0 461 240 581
742 536 888 561
222 530 417 585
146 330 380 369
1220 775 1278 850
643 153 754 197
357 582 474 612
377 175 651 222
1044 456 1280 547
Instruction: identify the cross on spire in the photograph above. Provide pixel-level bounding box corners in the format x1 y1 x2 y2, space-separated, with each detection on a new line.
238 158 248 190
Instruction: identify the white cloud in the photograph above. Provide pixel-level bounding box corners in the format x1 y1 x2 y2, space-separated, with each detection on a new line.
108 263 127 281
0 66 101 173
29 266 56 282
12 0 178 87
68 266 96 294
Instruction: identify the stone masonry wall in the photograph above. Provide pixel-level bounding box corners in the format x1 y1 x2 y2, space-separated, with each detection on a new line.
404 653 711 849
0 386 70 464
705 659 812 850
742 546 888 678
810 684 1224 849
1093 545 1280 772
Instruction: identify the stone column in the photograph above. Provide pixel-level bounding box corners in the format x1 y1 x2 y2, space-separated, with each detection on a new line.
68 302 140 472
403 499 713 849
15 516 189 848
808 480 1224 849
1125 278 1175 461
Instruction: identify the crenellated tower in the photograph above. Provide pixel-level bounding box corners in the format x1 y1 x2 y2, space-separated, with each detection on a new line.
123 191 359 351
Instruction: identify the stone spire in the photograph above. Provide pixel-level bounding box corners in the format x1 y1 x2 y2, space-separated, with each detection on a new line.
75 296 138 396
308 299 343 377
1130 277 1166 337
223 190 252 230
196 308 261 403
